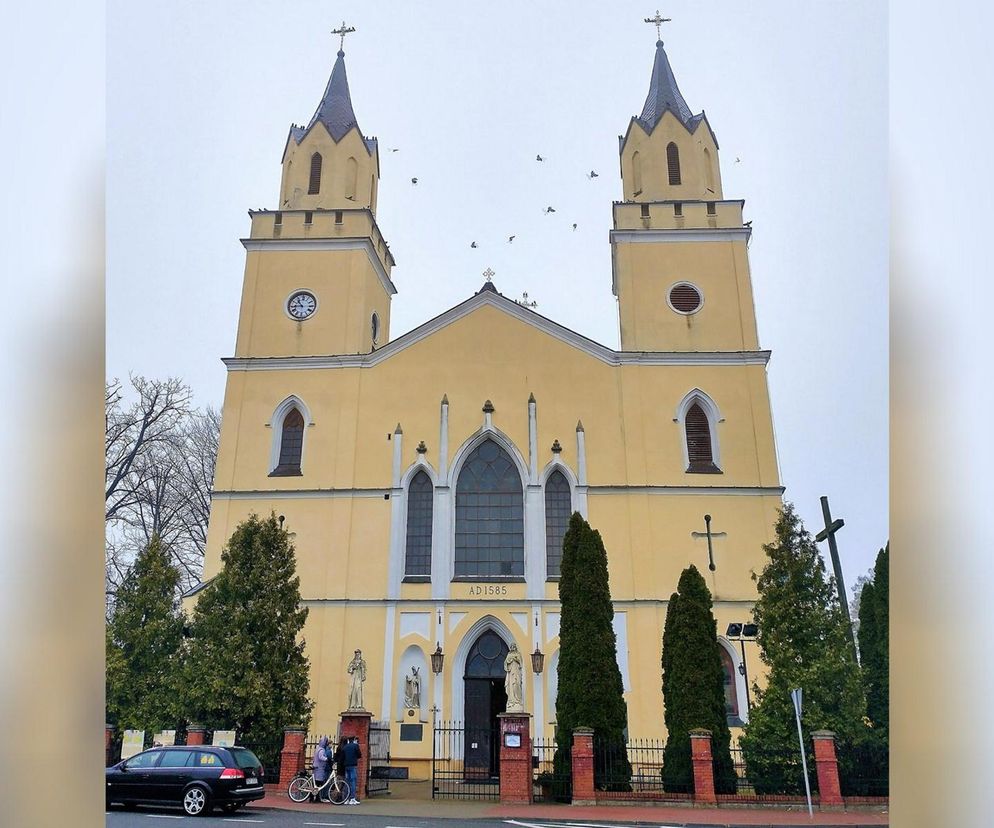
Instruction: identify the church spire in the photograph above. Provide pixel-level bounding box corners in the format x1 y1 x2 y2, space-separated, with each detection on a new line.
306 47 363 143
637 39 695 132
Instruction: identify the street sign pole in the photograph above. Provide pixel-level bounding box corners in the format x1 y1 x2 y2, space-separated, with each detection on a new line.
790 688 813 818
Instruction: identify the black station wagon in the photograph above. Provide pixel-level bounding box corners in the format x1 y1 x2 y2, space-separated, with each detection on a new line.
105 745 265 815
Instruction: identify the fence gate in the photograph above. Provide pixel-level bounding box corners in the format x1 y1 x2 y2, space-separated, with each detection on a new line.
432 721 500 800
367 720 391 795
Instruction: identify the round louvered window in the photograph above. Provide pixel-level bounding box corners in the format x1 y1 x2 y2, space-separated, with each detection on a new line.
668 282 703 314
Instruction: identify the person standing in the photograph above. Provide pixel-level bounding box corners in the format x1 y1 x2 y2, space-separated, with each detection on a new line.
342 736 363 805
312 736 331 802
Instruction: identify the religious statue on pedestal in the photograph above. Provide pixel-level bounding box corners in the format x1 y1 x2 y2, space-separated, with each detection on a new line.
504 643 525 713
346 649 367 710
403 665 421 710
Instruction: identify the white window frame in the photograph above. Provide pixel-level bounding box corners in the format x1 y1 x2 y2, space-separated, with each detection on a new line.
674 388 723 471
267 395 313 474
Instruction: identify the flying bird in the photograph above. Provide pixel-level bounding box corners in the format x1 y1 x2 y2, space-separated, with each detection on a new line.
389 148 400 152
470 241 478 248
744 220 752 227
572 223 578 231
536 154 545 162
507 235 516 243
587 170 599 179
544 206 556 214
735 157 741 163
411 177 418 185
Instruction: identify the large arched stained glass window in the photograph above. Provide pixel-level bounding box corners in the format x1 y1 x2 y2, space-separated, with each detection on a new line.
405 471 433 577
455 440 524 578
544 471 572 579
271 408 304 476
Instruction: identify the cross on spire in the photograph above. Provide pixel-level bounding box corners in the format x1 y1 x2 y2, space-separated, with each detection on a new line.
483 267 495 283
332 20 356 52
644 9 671 40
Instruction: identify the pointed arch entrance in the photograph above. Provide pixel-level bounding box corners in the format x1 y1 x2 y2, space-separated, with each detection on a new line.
463 629 508 777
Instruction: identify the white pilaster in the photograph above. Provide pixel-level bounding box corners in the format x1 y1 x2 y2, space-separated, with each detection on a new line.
438 395 449 480
431 484 451 600
527 393 538 483
575 420 589 517
387 426 406 598
392 423 403 486
531 603 544 726
525 484 544 600
433 604 445 718
380 603 397 717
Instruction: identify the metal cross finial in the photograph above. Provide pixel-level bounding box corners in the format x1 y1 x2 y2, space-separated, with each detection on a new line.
814 496 858 660
483 267 495 282
332 20 356 51
644 10 671 40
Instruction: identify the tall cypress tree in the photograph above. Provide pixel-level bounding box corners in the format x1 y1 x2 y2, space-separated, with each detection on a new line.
554 512 630 790
182 513 313 760
661 565 736 793
106 535 185 732
740 503 865 794
858 544 888 733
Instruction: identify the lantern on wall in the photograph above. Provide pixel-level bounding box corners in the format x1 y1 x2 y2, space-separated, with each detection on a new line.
431 642 444 674
531 646 545 675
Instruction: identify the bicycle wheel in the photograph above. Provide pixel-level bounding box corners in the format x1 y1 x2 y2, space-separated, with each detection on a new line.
329 776 351 805
287 775 313 803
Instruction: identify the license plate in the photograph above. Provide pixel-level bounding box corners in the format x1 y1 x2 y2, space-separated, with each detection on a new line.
246 777 258 785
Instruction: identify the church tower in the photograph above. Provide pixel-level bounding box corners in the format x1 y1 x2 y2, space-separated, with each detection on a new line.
232 35 396 359
612 35 756 353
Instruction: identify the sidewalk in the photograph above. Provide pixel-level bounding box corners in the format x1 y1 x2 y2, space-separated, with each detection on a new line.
251 785 889 826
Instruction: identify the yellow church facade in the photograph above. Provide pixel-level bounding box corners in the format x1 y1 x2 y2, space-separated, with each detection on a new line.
195 34 782 778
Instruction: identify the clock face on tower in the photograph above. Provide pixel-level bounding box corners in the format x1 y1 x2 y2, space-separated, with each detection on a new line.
286 290 317 320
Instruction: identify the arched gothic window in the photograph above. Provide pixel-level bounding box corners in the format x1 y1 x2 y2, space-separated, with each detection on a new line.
308 152 323 194
455 440 524 578
272 408 304 475
405 470 433 577
719 645 740 720
666 142 681 185
544 471 571 579
685 402 719 473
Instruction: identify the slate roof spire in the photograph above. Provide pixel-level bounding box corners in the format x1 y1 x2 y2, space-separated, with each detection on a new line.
638 39 696 131
307 48 363 142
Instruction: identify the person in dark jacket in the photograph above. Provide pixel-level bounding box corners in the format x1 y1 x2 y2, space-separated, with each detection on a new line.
342 736 362 804
312 736 331 802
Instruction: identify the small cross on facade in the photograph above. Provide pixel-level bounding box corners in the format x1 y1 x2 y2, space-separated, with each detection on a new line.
644 9 672 40
483 267 495 283
691 513 726 572
814 495 858 659
332 20 356 51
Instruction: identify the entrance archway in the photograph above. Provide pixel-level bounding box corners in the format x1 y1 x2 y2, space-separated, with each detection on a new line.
463 630 508 777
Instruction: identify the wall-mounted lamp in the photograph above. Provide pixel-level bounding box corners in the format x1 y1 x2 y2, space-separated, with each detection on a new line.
431 643 444 674
531 646 545 675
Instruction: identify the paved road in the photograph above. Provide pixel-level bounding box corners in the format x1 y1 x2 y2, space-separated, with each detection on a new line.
106 806 689 828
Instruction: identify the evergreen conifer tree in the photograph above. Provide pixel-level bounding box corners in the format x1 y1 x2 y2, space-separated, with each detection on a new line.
105 535 185 732
661 565 736 793
554 512 630 791
182 513 313 764
740 503 865 794
858 544 888 734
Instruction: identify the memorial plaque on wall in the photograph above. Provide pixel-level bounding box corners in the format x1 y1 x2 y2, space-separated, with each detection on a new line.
399 723 423 742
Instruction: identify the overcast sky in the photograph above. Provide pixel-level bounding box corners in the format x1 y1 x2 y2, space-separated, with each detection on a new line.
107 1 887 589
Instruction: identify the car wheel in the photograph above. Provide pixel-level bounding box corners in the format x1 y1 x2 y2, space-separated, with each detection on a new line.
182 785 211 817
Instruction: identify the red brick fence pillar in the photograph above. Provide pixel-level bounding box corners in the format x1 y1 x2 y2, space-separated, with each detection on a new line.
689 728 717 805
570 727 595 805
340 710 373 801
186 725 207 746
811 730 844 810
279 727 306 789
498 712 533 804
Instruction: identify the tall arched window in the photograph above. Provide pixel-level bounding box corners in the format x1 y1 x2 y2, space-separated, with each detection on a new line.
685 402 719 473
545 471 571 579
719 646 740 720
667 142 681 185
703 147 715 192
272 408 304 475
632 150 642 195
405 471 433 577
308 152 323 194
345 156 358 200
455 440 524 578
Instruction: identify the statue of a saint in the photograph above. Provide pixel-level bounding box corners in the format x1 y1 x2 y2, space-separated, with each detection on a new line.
346 649 367 710
504 643 525 713
403 666 421 709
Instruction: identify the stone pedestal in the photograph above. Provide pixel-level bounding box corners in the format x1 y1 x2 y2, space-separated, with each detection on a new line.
340 710 373 800
186 725 207 747
497 712 532 804
812 730 844 809
570 727 595 805
689 729 717 804
279 728 306 788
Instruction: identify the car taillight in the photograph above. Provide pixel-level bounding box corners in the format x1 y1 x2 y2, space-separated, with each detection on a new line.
219 768 245 779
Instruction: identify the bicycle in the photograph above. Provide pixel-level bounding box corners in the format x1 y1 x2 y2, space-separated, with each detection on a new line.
287 764 351 805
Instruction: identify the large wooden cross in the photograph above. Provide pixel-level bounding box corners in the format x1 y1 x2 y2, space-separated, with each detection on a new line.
814 495 858 659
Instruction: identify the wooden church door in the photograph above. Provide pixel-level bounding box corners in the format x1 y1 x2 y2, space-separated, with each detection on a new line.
463 630 508 778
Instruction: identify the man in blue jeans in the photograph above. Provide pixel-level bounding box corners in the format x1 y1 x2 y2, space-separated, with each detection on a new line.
342 736 362 804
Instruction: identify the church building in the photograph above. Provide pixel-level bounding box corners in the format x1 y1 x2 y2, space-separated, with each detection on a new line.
194 28 783 780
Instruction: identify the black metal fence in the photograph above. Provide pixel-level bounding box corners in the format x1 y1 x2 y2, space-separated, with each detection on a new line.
239 735 284 785
838 739 889 797
594 737 689 798
432 721 501 800
531 738 571 802
724 745 817 802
